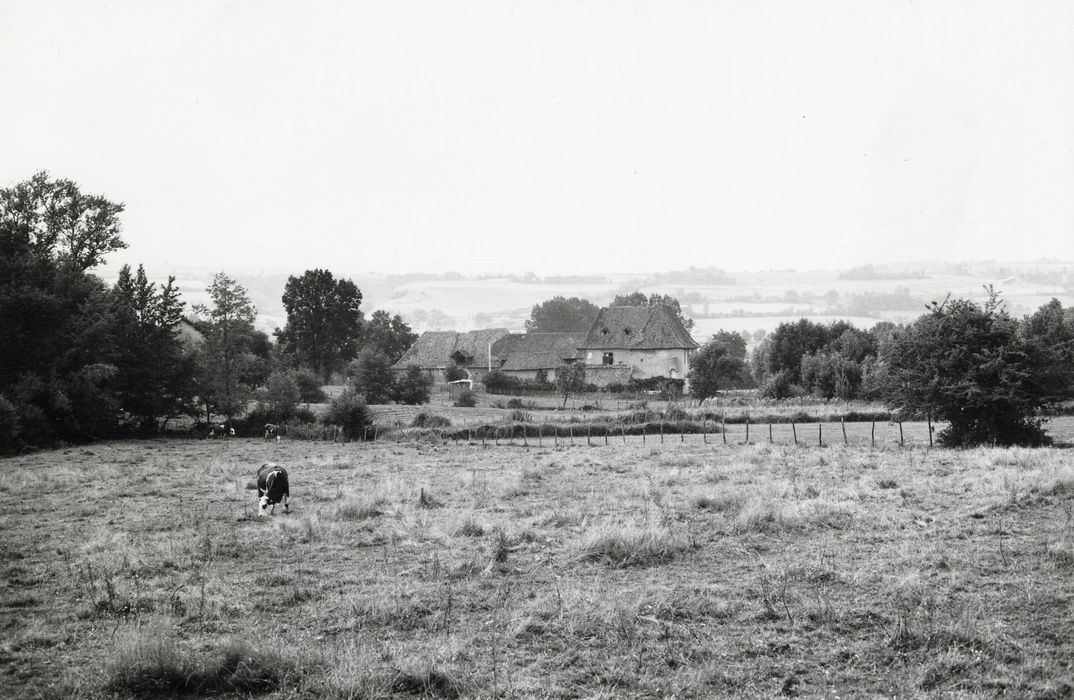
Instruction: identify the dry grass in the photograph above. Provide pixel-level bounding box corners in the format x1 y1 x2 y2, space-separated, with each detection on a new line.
1 436 1072 698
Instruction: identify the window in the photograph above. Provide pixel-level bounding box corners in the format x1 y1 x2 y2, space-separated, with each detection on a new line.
600 327 609 336
623 327 632 336
602 352 614 365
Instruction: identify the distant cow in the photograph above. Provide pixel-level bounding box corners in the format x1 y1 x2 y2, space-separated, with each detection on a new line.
264 423 282 441
256 463 290 516
208 423 235 439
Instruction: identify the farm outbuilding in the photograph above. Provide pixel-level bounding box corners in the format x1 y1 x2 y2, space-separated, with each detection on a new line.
490 332 586 380
392 304 699 391
578 305 699 389
391 328 510 384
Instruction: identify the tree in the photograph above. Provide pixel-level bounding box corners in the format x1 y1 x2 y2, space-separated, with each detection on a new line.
763 319 837 384
323 386 371 440
110 264 195 431
611 292 694 330
688 335 748 400
394 365 431 405
0 171 126 273
0 173 132 448
276 269 363 382
351 349 395 404
258 370 302 421
362 310 418 363
883 290 1068 446
193 273 257 424
555 362 587 407
526 296 600 332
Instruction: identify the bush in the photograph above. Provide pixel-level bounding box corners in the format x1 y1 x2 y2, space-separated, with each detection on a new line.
444 366 468 383
454 390 477 408
323 386 372 439
394 365 431 405
411 412 451 428
293 369 327 403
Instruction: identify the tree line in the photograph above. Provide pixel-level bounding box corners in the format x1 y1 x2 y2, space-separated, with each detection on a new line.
688 291 1074 446
0 173 425 453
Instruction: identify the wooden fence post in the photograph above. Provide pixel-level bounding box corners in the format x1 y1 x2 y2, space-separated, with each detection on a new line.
841 417 848 446
899 422 904 446
792 422 798 446
927 414 933 448
818 423 822 447
538 424 542 447
745 418 750 444
604 429 608 446
703 420 708 444
870 421 875 448
660 421 664 443
769 423 773 444
587 425 591 446
722 420 727 445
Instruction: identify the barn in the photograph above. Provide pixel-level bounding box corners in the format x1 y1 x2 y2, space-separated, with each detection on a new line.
391 328 510 384
490 332 585 381
577 305 699 389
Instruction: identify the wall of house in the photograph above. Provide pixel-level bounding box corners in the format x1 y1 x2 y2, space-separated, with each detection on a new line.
580 348 691 381
584 364 634 388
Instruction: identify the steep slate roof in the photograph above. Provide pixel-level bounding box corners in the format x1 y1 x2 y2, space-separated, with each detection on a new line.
496 332 584 371
580 305 699 350
392 329 510 370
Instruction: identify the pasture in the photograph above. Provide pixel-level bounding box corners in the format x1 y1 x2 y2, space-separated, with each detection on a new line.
1 437 1072 698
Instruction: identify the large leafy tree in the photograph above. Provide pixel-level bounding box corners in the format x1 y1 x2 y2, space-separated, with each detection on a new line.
276 269 363 382
0 173 130 449
688 333 749 400
350 349 395 404
362 310 418 363
193 273 258 423
883 290 1070 446
111 264 195 431
526 296 600 333
611 292 694 331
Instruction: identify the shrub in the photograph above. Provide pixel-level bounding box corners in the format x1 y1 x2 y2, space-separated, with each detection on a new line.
454 390 477 408
411 412 451 428
323 386 372 439
293 369 327 403
444 365 468 383
394 365 431 405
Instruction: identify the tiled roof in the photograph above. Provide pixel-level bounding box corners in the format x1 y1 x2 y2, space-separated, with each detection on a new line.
497 332 584 371
391 329 511 370
580 305 699 350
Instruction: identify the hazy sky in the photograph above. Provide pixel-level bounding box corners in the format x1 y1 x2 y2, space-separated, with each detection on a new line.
2 1 1072 276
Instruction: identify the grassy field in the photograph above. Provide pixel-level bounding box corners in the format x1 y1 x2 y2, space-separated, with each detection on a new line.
2 437 1072 698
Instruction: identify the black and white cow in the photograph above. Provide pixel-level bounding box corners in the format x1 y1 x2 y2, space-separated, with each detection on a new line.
256 463 290 516
208 423 235 439
264 423 282 441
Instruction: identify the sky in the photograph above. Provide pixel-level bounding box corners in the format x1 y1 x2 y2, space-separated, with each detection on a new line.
1 1 1072 276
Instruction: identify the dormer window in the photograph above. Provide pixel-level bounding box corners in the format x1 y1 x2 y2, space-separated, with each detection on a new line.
600 327 609 336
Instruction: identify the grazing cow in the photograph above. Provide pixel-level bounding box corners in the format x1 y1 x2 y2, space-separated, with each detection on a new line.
264 423 282 442
256 463 290 516
208 423 234 439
